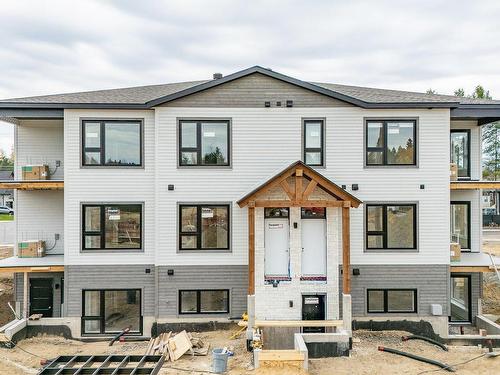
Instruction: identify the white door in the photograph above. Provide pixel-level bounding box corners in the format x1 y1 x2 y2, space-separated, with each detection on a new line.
264 218 289 276
301 219 327 276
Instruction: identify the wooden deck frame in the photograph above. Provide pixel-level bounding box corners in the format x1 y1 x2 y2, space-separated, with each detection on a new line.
450 181 500 190
237 161 362 295
0 180 64 190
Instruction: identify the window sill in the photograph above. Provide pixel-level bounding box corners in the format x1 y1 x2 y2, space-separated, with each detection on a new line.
364 165 419 169
80 165 144 169
81 249 144 254
177 249 232 254
177 165 232 170
364 249 418 253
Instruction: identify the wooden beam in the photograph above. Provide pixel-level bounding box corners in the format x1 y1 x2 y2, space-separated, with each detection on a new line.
238 169 295 207
450 181 500 190
248 204 255 295
295 170 303 202
279 180 295 201
342 206 351 294
0 181 64 190
254 200 344 208
302 180 317 200
0 265 64 273
23 271 28 319
450 266 494 273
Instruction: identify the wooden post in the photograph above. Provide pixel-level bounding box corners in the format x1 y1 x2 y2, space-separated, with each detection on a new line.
23 271 28 319
342 205 351 294
248 202 256 295
295 169 303 204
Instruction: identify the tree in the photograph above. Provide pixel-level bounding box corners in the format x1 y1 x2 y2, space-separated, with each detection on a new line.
454 88 465 97
0 148 14 171
472 85 491 99
426 88 437 94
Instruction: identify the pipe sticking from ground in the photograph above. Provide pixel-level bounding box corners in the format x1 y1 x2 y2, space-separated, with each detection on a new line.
378 346 455 372
402 335 448 351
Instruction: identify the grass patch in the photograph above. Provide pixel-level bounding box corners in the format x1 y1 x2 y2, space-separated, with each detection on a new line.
0 214 13 221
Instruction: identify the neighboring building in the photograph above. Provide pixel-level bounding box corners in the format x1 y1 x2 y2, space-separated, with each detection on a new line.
0 66 499 340
0 170 14 207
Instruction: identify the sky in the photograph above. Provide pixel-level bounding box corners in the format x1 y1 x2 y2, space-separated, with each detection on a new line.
1 0 500 152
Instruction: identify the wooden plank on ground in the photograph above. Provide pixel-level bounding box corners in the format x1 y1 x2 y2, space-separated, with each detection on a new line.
167 330 193 361
259 350 305 361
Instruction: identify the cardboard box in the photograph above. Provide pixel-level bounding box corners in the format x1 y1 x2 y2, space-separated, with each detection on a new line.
450 242 461 262
450 163 458 181
18 240 46 258
22 165 49 180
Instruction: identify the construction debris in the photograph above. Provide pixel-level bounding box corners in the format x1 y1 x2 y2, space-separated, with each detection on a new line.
145 331 210 362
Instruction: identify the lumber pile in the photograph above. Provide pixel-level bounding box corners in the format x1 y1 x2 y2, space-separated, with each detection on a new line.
145 330 210 361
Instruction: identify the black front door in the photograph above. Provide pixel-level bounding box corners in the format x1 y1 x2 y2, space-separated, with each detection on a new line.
302 295 325 333
30 278 53 317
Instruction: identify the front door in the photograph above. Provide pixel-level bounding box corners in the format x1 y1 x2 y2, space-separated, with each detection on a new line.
30 278 53 317
302 295 325 333
301 219 327 276
264 218 289 276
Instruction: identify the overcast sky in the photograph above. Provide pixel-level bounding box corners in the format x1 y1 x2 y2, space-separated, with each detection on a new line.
1 0 500 151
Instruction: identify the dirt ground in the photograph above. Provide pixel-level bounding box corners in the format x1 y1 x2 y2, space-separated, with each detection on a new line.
482 240 500 318
0 246 14 327
0 330 498 375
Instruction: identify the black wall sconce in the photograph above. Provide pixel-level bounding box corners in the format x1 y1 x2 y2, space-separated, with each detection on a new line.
286 100 293 107
264 101 271 107
293 222 298 229
167 269 174 276
420 184 425 190
352 184 359 191
352 268 360 276
276 101 281 107
168 184 174 191
145 268 151 274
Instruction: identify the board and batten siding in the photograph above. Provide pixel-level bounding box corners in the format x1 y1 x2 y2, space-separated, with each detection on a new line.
63 109 156 265
155 106 451 266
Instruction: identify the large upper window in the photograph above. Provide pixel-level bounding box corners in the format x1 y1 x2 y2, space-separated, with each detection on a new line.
82 204 142 250
179 204 229 250
179 290 229 314
179 120 230 166
450 130 470 179
82 120 142 166
367 289 417 313
366 120 416 166
82 289 141 334
366 204 417 250
450 201 470 250
303 119 324 166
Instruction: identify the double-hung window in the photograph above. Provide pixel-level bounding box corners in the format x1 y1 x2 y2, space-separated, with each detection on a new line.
450 201 470 250
366 120 416 165
179 290 229 314
303 119 325 166
366 204 417 250
179 204 230 250
82 120 142 166
450 130 470 179
179 120 230 166
82 204 142 250
367 289 417 313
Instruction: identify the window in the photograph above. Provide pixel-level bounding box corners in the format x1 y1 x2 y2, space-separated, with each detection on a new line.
450 130 470 179
301 207 326 218
303 119 324 166
179 204 229 250
82 120 142 166
367 289 417 313
82 289 141 334
366 204 416 250
450 275 471 322
450 201 471 250
264 208 289 218
179 120 230 166
366 120 416 166
179 290 229 314
82 204 142 250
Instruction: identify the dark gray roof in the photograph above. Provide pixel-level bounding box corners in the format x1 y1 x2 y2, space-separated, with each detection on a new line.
0 66 499 108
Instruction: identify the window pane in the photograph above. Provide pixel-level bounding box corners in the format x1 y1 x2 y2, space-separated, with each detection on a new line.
84 319 101 334
181 122 197 148
264 208 289 218
85 207 101 231
305 152 322 165
451 203 469 249
386 122 415 165
104 290 140 333
104 122 141 166
451 132 469 178
367 235 383 248
200 290 228 313
387 205 414 248
367 151 383 165
84 291 100 316
181 235 197 249
181 151 197 165
387 290 415 312
451 277 469 322
305 122 322 148
367 122 384 148
180 291 197 313
201 206 228 249
301 207 326 218
85 235 101 249
367 206 383 231
85 151 101 165
368 290 384 312
85 123 101 148
181 207 197 232
104 205 141 249
201 123 228 165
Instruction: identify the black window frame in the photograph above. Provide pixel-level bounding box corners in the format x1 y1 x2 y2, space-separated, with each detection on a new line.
178 289 230 315
81 119 143 167
365 203 417 250
365 119 417 166
81 289 142 335
367 289 417 313
178 204 230 251
450 201 471 251
450 129 471 179
178 119 231 167
303 119 325 167
449 274 472 323
82 203 143 251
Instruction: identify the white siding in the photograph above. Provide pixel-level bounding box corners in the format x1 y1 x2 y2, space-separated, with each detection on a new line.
450 120 481 180
15 120 64 180
155 107 451 266
63 109 155 265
